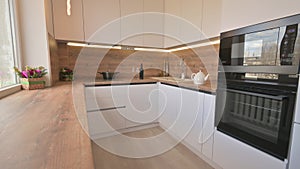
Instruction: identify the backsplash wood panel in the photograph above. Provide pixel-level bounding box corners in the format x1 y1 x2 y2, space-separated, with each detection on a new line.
52 42 219 84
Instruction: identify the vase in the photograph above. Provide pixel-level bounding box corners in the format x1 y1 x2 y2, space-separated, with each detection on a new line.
20 78 45 90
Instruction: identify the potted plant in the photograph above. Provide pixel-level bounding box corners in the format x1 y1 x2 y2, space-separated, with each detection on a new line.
59 67 73 81
14 66 48 90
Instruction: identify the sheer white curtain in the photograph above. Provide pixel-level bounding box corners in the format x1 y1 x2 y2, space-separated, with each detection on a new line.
0 0 18 88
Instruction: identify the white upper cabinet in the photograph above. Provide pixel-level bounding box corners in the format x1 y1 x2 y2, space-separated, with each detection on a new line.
221 0 300 32
120 0 164 48
202 0 221 38
52 0 85 41
143 0 164 48
83 0 120 44
120 0 144 46
165 0 220 48
164 0 181 47
180 0 203 44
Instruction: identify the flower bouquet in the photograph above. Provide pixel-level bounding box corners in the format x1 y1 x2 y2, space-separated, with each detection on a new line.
59 67 73 81
14 66 48 90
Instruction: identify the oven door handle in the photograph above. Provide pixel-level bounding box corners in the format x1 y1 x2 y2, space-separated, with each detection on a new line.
226 88 288 101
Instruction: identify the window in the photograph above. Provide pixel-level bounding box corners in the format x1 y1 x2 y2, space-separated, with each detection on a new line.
0 0 18 88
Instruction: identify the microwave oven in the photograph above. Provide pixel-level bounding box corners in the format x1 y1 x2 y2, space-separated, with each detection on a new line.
219 14 300 74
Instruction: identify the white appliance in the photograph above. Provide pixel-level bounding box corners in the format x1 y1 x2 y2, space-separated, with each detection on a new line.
288 79 300 169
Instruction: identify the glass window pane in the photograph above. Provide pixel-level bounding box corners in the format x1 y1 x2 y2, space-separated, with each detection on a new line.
0 0 17 88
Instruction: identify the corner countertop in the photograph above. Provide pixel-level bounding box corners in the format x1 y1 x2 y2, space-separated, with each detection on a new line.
84 77 216 94
0 77 216 168
0 83 94 169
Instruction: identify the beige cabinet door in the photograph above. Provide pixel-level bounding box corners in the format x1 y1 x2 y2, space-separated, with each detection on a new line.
180 0 203 44
202 0 221 38
143 0 164 48
120 0 143 46
52 0 84 41
164 0 181 48
83 0 121 44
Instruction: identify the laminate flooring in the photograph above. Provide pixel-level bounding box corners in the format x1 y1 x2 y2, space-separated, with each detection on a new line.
91 126 214 169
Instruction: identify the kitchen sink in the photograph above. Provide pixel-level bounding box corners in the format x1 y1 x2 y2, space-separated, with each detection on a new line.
151 77 193 83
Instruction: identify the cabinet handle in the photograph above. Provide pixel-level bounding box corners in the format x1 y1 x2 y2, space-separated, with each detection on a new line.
87 106 126 113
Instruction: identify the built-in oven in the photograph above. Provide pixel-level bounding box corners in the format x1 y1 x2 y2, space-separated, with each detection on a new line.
216 14 300 161
216 73 298 160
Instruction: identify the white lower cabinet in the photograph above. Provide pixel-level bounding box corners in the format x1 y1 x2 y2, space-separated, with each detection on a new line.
158 84 182 136
158 84 216 161
125 84 159 127
85 84 158 137
202 94 216 159
88 109 126 136
213 131 287 169
184 91 204 152
288 123 300 169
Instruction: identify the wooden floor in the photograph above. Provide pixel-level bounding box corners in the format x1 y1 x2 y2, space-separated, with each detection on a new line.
92 127 214 169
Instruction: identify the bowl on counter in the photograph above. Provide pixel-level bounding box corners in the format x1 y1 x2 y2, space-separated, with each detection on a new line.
98 72 119 80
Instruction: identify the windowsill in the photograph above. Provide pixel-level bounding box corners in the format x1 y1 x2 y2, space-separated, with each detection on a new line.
0 84 22 99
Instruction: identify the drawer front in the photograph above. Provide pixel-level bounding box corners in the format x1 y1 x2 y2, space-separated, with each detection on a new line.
87 109 126 136
213 131 287 169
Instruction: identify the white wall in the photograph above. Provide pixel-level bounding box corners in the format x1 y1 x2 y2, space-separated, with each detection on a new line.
16 0 52 86
221 0 300 32
44 0 54 36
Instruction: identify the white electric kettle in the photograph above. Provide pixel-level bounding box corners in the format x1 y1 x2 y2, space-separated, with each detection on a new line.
191 70 209 85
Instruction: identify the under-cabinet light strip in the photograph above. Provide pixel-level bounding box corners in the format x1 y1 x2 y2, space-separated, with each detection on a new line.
168 40 220 52
66 40 220 52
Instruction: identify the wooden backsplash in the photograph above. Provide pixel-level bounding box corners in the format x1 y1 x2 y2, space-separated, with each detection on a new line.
53 42 219 82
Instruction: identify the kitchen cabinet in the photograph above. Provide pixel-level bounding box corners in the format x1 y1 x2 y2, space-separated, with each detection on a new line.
158 84 203 140
87 109 126 137
52 0 85 41
180 0 203 44
201 94 215 159
202 0 221 38
164 0 203 47
183 91 205 152
158 83 216 158
164 0 221 48
220 0 300 32
164 0 181 47
120 0 144 46
143 0 164 48
158 84 181 135
85 84 158 137
85 86 127 138
120 0 164 47
213 131 287 169
125 84 159 127
83 0 120 44
288 124 300 169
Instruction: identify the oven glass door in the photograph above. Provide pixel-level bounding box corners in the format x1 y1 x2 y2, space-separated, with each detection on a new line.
216 83 296 160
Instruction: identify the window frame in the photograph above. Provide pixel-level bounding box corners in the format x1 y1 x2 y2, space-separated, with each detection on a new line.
0 0 22 97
